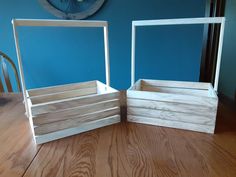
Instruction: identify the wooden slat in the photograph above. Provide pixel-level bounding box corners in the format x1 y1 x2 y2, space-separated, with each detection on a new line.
13 19 108 27
127 98 217 114
33 99 120 125
34 107 120 135
133 17 224 27
35 115 120 144
127 115 215 134
127 107 215 125
30 87 97 105
1 59 13 92
127 90 217 107
31 92 120 115
141 79 211 90
141 85 209 96
28 80 96 97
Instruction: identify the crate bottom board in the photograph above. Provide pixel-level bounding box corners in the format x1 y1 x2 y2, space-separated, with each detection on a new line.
35 115 120 144
127 115 215 134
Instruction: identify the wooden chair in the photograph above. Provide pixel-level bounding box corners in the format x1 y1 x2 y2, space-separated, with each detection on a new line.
0 51 21 92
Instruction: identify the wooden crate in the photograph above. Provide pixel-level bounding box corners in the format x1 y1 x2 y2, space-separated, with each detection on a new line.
127 79 217 133
12 19 121 144
128 17 225 133
26 80 120 144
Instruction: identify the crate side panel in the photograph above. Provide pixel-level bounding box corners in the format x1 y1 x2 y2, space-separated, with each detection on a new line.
127 98 217 115
35 115 120 144
141 79 211 90
30 87 97 105
127 90 217 107
33 99 120 125
34 107 120 135
141 85 209 97
28 80 97 97
127 115 215 134
31 92 120 116
127 107 215 125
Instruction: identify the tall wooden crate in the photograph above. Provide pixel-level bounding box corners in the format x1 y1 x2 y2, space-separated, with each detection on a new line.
127 17 225 134
12 19 120 144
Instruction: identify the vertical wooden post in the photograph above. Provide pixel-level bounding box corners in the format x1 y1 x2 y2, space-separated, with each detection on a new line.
131 22 136 86
214 17 225 91
103 24 110 86
12 20 30 117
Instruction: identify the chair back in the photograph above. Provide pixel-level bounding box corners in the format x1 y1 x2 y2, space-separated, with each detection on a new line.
0 51 21 92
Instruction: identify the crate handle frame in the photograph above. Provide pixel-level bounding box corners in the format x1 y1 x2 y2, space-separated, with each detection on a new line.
12 19 111 117
131 17 225 92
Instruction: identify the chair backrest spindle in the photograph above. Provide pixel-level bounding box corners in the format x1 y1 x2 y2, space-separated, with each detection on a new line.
0 51 21 92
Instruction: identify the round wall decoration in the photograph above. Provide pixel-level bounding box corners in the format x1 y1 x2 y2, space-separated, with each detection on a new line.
39 0 106 20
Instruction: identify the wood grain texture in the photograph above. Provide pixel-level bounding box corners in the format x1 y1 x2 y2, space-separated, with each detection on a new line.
127 98 216 114
127 107 215 125
31 92 120 116
127 90 218 107
0 94 40 177
127 79 218 134
1 94 236 177
141 79 211 90
127 115 215 134
24 102 236 177
27 81 97 97
34 107 120 135
35 115 120 144
26 81 121 144
33 99 120 125
30 87 97 105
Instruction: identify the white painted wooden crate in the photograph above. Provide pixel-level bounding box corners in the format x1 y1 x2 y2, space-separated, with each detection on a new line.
127 17 225 134
12 19 120 144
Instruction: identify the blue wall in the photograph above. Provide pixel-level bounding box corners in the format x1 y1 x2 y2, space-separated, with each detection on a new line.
0 0 206 90
219 0 236 99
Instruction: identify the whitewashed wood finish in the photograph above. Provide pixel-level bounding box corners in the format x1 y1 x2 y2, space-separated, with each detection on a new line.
213 18 225 91
31 91 119 115
30 87 97 104
129 79 141 90
131 17 225 91
33 99 120 125
12 19 111 117
34 107 120 135
28 83 120 143
141 79 211 90
96 81 118 94
132 17 224 26
35 115 120 144
127 99 216 115
127 79 218 134
141 85 209 97
12 19 121 144
127 90 217 107
127 107 215 125
12 20 29 117
127 115 215 134
12 19 107 27
28 80 96 97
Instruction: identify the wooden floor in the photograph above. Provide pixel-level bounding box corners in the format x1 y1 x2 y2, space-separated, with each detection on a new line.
0 94 236 177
